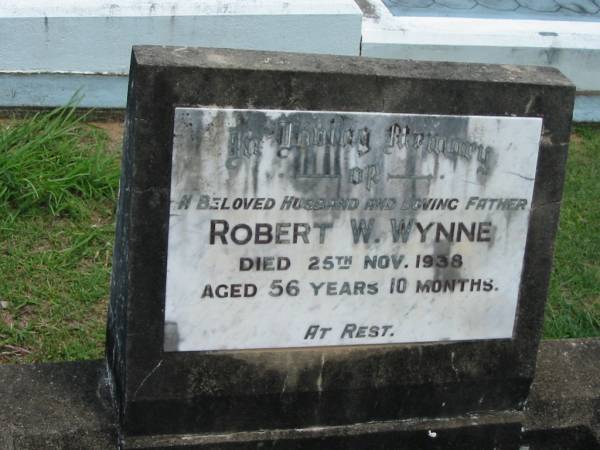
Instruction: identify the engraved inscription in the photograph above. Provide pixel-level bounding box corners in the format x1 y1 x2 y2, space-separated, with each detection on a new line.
164 108 542 352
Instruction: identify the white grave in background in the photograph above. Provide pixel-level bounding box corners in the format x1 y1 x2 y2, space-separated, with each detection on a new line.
1 0 597 120
0 0 362 108
359 0 600 122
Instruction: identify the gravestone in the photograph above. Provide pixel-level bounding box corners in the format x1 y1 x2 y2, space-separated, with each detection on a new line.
107 46 574 447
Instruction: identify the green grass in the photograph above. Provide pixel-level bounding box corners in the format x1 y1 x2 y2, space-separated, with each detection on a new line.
0 106 119 363
544 125 600 338
0 108 598 364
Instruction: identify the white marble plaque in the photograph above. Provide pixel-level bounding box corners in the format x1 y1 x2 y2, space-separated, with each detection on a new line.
164 107 542 352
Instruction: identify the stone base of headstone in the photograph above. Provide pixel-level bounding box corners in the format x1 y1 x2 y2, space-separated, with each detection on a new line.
1 339 599 450
122 413 522 449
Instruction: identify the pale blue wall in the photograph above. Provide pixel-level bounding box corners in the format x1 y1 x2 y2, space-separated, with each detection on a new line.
0 1 362 109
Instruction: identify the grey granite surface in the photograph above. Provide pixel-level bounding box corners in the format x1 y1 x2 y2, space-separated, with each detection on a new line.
383 0 600 19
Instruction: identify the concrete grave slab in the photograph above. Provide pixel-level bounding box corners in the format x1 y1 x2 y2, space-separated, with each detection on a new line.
359 0 600 121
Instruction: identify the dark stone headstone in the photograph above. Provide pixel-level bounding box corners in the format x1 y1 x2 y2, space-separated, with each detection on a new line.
107 46 574 444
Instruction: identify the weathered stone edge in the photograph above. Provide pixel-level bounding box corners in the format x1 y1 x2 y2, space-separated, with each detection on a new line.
133 45 574 88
